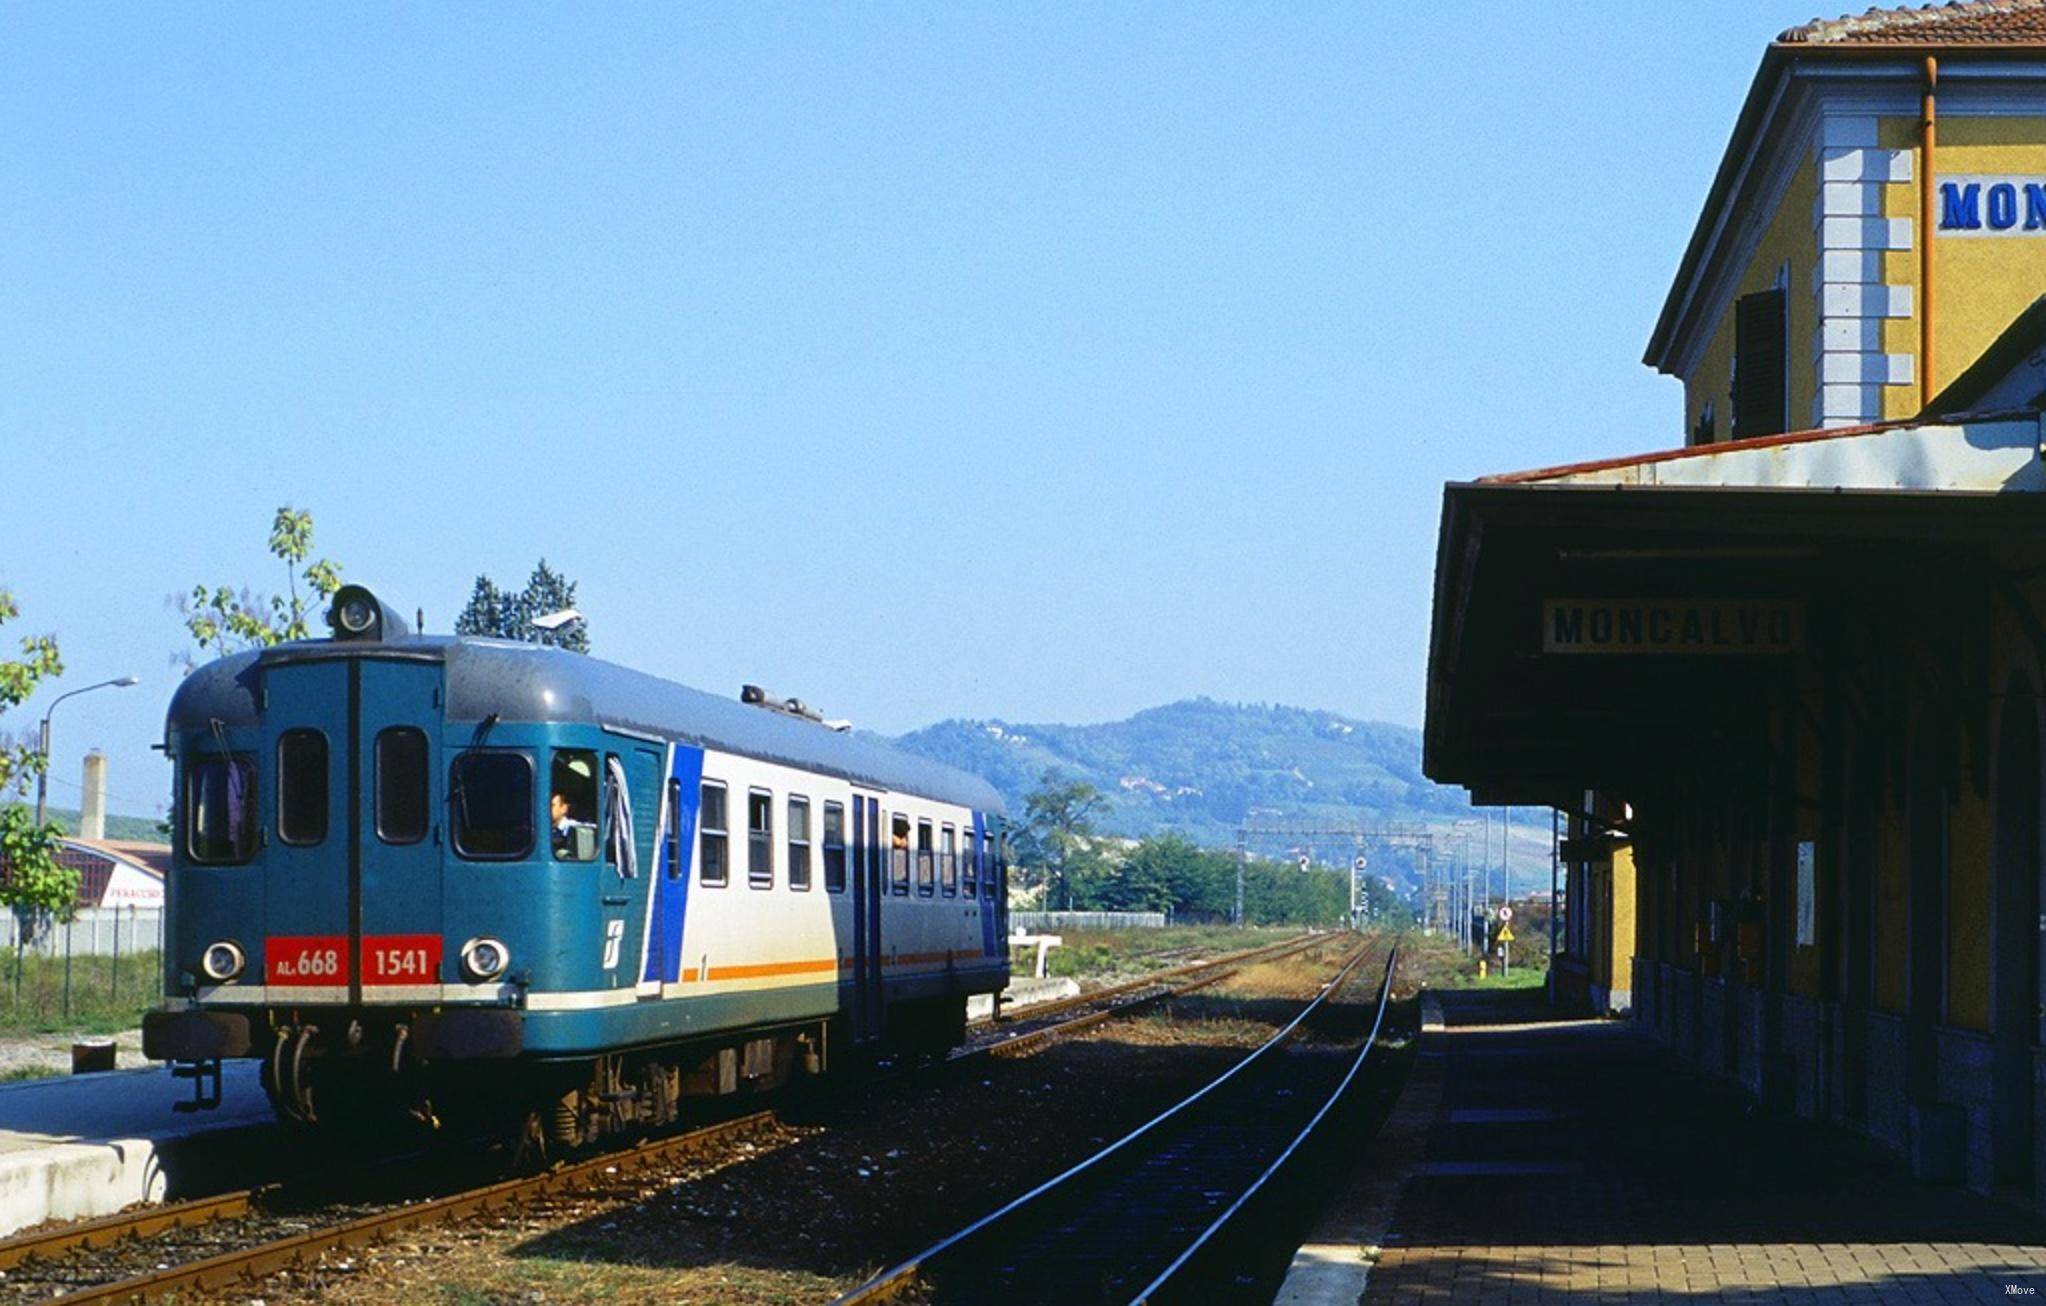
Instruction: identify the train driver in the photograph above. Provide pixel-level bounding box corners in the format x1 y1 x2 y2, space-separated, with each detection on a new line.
551 751 600 860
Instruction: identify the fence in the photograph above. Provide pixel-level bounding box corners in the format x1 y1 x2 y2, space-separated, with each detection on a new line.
0 906 164 957
1010 911 1168 931
1 907 163 1030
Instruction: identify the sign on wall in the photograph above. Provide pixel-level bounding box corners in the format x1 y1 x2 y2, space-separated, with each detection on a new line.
1937 177 2046 236
1541 599 1803 655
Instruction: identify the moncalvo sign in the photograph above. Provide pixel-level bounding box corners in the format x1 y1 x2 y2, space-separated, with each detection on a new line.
1542 599 1803 655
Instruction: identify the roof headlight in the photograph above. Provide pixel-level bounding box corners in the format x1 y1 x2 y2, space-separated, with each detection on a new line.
201 940 245 983
460 936 509 982
336 595 375 635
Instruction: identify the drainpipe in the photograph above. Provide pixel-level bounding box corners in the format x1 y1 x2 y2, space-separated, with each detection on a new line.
1920 56 1938 411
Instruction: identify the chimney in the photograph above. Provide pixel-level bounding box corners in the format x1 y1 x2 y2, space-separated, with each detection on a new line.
80 750 107 841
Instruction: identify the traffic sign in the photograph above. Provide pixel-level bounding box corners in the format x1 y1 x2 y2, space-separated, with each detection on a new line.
1496 924 1515 943
1497 904 1514 923
1353 855 1368 872
1297 854 1311 871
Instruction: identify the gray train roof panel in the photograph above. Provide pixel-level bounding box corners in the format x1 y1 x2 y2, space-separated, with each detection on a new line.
166 636 1004 814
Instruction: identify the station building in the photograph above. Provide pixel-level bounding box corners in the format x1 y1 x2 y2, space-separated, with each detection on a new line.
1426 0 2046 1206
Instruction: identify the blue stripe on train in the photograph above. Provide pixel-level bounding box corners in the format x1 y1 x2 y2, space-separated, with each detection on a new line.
643 745 706 985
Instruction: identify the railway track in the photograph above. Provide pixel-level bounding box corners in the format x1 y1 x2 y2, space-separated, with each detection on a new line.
3 932 1329 1303
833 937 1401 1306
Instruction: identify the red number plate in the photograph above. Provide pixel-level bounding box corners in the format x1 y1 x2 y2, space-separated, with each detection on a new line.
266 935 349 985
363 934 442 985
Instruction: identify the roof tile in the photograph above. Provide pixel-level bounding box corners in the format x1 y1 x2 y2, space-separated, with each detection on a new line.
1783 0 2046 45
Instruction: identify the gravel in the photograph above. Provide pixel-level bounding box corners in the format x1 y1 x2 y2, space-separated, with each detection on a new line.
247 937 1363 1305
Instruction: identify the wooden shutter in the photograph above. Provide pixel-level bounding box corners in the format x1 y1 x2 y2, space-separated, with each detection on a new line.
1732 289 1788 439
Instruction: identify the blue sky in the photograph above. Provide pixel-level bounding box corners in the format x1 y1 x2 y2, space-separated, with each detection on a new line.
2 4 1827 821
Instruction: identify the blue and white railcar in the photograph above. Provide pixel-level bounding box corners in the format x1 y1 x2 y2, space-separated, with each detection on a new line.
144 587 1010 1149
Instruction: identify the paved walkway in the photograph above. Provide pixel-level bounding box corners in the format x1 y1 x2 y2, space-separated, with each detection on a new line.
1366 988 2046 1304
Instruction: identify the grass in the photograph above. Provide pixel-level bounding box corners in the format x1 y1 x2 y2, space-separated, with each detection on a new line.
0 948 162 1036
1397 930 1549 991
1037 924 1300 982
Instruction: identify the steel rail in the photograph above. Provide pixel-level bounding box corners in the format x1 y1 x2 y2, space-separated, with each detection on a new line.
1129 944 1400 1302
969 931 1321 1030
54 1108 781 1303
0 1188 259 1273
46 936 1329 1302
968 933 1328 1060
831 935 1386 1306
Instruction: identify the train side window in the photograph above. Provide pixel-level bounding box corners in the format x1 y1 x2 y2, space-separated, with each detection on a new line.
788 795 812 891
940 824 957 896
664 778 682 879
962 826 979 897
916 818 935 895
186 753 256 865
823 801 847 892
276 729 328 846
550 750 600 862
748 788 774 889
890 814 911 894
449 751 534 861
982 832 997 899
375 727 429 844
700 782 728 886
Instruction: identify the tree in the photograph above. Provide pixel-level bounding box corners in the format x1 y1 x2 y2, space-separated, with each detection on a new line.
513 559 588 653
0 589 75 946
178 506 345 660
454 560 590 652
1014 771 1110 911
453 576 511 639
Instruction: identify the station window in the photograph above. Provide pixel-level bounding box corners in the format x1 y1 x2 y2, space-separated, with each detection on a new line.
276 729 328 846
916 819 935 895
664 778 682 879
940 824 957 896
788 796 812 891
700 782 729 886
890 814 911 894
375 727 429 844
450 751 534 861
186 753 256 865
550 749 599 862
962 826 979 897
749 789 774 889
823 801 847 893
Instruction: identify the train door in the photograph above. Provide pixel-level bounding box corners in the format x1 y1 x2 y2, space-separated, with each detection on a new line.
356 659 443 997
257 660 351 998
597 745 660 992
851 792 885 1040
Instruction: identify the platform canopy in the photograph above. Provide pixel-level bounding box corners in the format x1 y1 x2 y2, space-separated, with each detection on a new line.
1423 410 2046 806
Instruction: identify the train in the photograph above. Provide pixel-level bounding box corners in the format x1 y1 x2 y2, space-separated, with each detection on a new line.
143 585 1011 1156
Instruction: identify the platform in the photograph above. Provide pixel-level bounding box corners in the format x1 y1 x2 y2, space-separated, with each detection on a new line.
1331 988 2046 1303
0 1061 271 1236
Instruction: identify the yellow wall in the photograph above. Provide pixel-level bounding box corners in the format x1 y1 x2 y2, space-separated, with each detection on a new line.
1607 843 1637 991
1909 116 2046 406
1948 777 1991 1032
1683 155 1818 444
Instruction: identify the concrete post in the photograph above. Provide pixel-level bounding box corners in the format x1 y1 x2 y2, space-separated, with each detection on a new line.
80 751 107 841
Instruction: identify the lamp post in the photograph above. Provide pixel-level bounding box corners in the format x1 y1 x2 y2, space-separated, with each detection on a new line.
35 676 140 827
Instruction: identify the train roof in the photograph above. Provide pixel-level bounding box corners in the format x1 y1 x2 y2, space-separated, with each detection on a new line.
167 636 1006 814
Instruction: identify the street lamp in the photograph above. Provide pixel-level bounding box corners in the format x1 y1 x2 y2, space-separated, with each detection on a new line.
35 676 140 828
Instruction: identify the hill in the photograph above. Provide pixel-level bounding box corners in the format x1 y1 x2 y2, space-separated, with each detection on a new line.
2 804 164 844
891 698 1472 848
